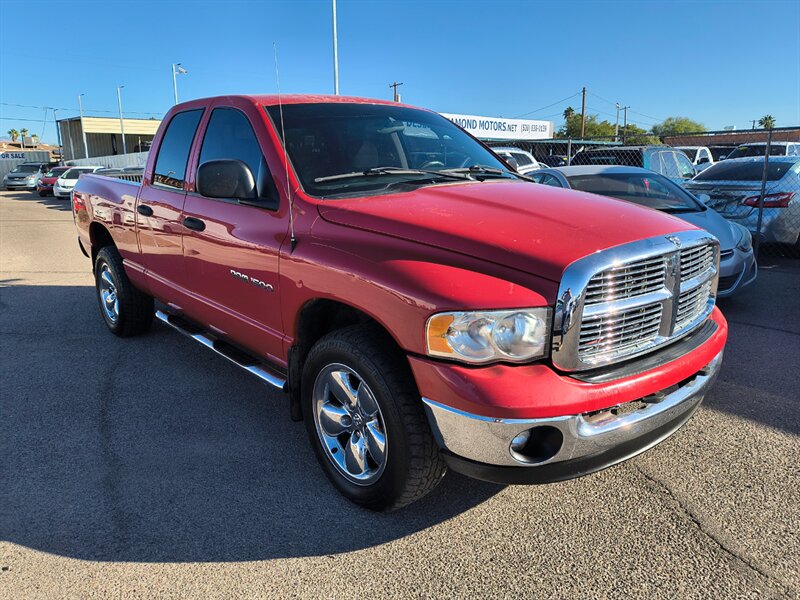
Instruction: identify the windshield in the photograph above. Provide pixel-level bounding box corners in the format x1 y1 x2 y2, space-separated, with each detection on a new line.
694 160 798 182
566 172 703 212
46 167 69 177
677 148 696 160
727 145 787 159
265 103 509 198
11 164 39 174
63 168 94 180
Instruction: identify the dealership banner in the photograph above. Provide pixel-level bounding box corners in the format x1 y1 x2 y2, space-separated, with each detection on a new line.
440 113 552 140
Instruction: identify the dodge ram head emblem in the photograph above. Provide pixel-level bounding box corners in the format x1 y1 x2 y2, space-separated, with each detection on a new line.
666 235 682 248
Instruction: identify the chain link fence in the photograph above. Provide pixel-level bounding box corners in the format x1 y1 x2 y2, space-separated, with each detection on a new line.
488 129 800 260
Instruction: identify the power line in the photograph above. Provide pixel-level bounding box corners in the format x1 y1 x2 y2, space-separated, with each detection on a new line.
0 116 50 123
513 91 582 119
0 102 162 117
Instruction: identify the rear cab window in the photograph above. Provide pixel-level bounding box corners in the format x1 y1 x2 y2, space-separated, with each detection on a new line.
153 109 204 189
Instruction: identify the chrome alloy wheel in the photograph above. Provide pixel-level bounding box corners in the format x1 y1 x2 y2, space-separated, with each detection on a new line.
98 264 119 323
312 363 388 485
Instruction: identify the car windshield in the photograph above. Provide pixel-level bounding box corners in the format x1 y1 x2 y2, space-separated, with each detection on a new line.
265 103 511 198
46 168 69 177
11 164 39 173
63 168 93 180
693 160 797 182
726 145 787 159
566 172 703 212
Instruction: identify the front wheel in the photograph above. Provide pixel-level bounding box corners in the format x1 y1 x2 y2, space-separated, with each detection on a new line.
94 246 154 337
302 325 446 511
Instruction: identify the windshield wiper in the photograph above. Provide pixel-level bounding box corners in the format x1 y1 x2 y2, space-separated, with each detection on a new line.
443 165 536 182
314 166 471 183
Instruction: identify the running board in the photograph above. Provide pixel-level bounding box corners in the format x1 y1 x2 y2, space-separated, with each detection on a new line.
155 310 287 392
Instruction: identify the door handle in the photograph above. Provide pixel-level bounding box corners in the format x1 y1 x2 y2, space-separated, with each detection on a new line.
183 217 206 232
137 204 153 217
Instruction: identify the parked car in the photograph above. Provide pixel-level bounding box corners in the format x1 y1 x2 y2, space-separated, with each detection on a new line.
3 162 57 190
491 146 541 174
53 166 104 198
529 166 757 296
684 157 800 247
36 166 71 196
571 146 696 182
675 146 714 172
725 141 800 159
538 154 568 167
72 94 727 510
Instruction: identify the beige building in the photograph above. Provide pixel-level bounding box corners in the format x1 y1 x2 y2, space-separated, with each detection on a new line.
57 116 162 161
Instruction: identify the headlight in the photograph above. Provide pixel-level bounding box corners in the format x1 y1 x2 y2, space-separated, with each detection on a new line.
426 308 551 364
733 223 752 253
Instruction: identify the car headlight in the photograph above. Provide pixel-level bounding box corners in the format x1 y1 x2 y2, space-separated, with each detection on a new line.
733 223 752 253
426 308 551 364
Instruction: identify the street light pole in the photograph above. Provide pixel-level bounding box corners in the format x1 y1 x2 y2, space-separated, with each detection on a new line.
78 94 89 158
172 63 188 105
332 0 339 95
117 85 127 155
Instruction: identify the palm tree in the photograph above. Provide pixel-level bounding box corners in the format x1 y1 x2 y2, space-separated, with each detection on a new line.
563 107 575 121
758 115 776 129
20 128 29 139
7 129 19 142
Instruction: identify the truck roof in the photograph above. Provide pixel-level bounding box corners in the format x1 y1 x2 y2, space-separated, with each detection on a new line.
193 94 412 109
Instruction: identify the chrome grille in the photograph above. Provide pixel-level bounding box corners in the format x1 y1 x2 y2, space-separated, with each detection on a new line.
676 281 713 331
584 256 667 306
681 244 714 280
552 231 719 371
578 303 662 360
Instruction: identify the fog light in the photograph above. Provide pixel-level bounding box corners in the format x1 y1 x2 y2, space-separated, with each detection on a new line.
510 430 531 452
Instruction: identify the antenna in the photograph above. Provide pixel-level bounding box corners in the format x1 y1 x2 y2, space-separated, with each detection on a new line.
274 42 296 252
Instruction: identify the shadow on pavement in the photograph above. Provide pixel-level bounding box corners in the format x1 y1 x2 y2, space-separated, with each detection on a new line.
0 283 502 563
2 189 72 211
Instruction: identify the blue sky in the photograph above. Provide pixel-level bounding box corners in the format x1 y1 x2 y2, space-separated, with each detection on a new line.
1 0 798 144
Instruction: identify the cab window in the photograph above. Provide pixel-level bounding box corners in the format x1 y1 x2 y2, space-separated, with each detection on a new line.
198 107 278 206
674 151 696 178
153 109 203 189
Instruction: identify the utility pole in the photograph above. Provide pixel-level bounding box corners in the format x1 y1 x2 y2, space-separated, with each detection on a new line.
751 119 757 130
390 81 404 102
332 0 339 95
53 108 62 160
615 102 620 141
622 105 630 143
172 63 188 105
78 94 89 158
117 85 127 155
580 86 586 139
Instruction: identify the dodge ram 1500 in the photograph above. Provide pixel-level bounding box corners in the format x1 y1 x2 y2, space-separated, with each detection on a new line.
72 94 727 510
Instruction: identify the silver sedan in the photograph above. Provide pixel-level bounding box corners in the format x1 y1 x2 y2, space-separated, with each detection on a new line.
684 156 800 247
529 165 757 297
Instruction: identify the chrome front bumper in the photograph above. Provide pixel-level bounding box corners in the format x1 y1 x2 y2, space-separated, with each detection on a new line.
423 349 723 475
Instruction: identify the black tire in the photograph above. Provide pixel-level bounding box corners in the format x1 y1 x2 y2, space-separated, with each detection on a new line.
302 324 446 511
94 246 154 337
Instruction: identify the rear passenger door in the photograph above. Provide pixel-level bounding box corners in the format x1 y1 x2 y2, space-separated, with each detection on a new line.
137 108 204 296
181 103 287 364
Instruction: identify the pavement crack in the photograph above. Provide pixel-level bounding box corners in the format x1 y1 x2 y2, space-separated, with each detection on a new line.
630 463 795 598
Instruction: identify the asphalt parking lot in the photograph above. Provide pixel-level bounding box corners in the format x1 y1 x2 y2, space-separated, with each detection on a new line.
1 188 798 599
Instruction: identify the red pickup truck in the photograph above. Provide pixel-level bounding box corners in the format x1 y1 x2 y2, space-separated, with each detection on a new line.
73 95 727 510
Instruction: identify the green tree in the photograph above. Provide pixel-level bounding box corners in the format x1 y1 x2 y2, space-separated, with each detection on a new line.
651 117 705 137
7 128 19 142
557 112 616 139
622 123 660 145
758 115 776 129
563 106 575 121
19 128 29 139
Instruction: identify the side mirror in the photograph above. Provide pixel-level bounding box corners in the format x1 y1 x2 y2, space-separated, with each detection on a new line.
197 159 256 200
505 155 519 171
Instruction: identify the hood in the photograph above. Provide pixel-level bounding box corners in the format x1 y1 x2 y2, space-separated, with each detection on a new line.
672 208 735 250
57 179 76 188
40 176 58 185
317 180 698 282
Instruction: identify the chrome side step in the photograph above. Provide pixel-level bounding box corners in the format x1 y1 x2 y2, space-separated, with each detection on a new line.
155 310 287 391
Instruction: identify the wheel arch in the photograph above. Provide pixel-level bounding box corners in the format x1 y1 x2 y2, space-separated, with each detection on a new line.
89 222 116 267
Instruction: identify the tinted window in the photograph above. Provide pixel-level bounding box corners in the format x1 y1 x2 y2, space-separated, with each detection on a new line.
153 109 203 188
567 173 702 212
12 164 39 173
727 144 789 159
63 168 95 180
540 174 563 187
513 152 533 166
694 159 799 182
572 150 644 167
678 148 696 160
266 103 509 198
